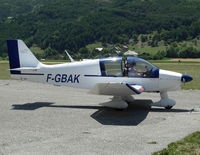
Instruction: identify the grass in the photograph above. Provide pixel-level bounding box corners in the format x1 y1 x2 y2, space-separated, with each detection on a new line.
128 41 167 55
153 131 200 155
148 141 157 144
0 62 11 80
135 46 167 55
86 42 103 51
0 61 200 89
180 39 200 50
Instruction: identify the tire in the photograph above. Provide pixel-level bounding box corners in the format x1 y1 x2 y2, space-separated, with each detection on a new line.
165 106 173 109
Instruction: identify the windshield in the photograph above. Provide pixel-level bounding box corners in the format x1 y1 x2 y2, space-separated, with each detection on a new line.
127 57 158 78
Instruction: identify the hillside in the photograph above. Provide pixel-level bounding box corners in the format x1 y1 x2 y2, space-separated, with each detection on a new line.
0 0 50 18
0 0 200 59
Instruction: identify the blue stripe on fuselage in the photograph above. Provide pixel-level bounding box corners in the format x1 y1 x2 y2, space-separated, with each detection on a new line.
11 73 44 76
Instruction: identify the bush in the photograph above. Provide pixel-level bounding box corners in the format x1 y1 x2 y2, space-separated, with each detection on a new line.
178 47 200 58
139 53 153 60
44 47 59 59
79 47 89 58
153 50 166 60
166 46 179 58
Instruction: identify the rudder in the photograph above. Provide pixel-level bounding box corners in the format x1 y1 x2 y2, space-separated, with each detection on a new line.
7 40 40 74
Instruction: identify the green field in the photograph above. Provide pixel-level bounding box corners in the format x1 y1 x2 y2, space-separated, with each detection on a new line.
153 131 200 155
0 62 10 80
129 44 167 55
0 61 200 89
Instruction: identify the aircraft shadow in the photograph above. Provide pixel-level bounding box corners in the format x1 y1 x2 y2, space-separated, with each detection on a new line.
12 102 54 110
12 102 102 110
91 99 152 126
12 100 190 126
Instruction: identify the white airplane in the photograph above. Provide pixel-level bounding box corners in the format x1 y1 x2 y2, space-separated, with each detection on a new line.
7 40 193 109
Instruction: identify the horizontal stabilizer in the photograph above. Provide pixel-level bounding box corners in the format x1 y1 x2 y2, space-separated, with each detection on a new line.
89 83 144 96
9 67 40 71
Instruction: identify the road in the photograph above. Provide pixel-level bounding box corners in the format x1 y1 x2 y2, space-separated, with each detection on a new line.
0 80 200 155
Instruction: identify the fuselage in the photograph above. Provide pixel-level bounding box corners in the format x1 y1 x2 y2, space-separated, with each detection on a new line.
11 57 191 93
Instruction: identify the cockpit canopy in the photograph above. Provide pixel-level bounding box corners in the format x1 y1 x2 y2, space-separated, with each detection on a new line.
100 57 123 77
99 57 159 78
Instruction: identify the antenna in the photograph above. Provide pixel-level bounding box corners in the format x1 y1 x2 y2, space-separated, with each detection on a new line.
65 50 75 62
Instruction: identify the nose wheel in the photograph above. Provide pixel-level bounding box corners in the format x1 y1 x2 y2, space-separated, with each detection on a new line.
152 91 176 109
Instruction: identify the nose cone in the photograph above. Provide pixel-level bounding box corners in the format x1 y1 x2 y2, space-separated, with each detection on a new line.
181 74 193 83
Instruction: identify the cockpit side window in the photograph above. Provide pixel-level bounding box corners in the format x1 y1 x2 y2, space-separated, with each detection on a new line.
100 58 123 77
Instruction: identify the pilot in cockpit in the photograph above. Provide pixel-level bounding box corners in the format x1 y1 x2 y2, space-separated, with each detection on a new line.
127 62 140 77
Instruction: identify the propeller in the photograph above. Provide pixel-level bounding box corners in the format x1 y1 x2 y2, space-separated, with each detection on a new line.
182 77 186 85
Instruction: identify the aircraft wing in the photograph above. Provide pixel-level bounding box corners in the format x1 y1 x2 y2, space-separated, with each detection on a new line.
89 83 144 96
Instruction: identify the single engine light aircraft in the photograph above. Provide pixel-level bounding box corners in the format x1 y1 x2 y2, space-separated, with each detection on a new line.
7 40 193 109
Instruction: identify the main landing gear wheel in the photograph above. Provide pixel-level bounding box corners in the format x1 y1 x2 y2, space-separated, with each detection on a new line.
165 106 173 109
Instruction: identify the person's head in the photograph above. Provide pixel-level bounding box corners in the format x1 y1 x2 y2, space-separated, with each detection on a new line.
127 62 136 68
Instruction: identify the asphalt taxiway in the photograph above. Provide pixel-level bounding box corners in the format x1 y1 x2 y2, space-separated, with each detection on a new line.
0 80 200 155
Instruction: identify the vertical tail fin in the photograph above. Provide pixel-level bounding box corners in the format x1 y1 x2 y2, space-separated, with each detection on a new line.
7 40 40 74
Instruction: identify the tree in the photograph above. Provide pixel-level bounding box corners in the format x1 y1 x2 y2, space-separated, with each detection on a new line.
178 47 200 58
44 47 59 59
79 47 89 58
166 46 178 58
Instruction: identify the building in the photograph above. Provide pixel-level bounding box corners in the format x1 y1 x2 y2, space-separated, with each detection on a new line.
124 50 138 57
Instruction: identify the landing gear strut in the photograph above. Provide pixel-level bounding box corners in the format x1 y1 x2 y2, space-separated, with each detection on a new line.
122 95 135 103
152 91 176 109
100 96 128 109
